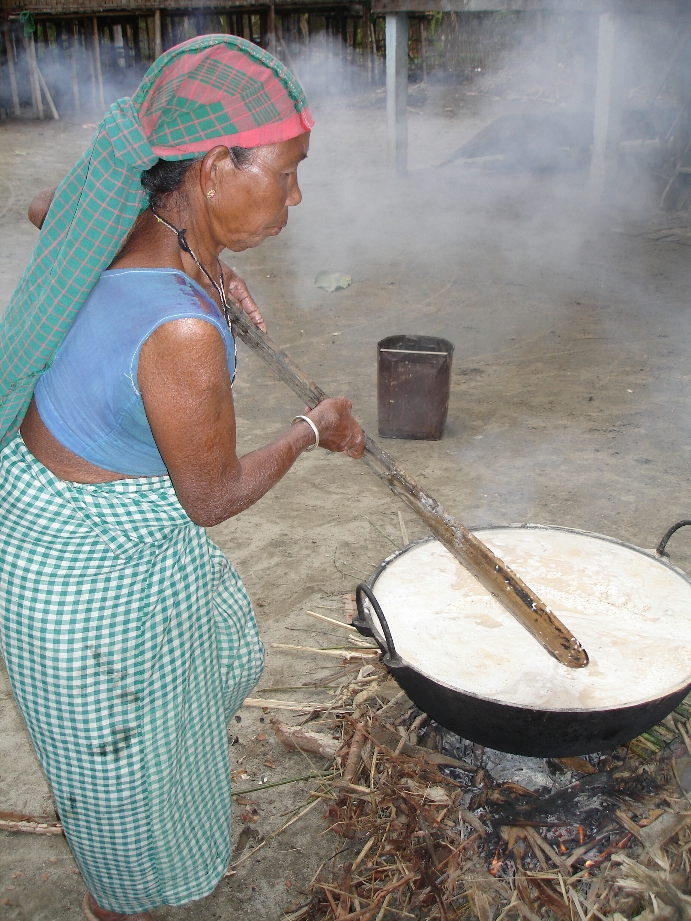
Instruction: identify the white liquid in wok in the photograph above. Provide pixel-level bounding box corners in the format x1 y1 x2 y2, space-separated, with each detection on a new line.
370 528 691 711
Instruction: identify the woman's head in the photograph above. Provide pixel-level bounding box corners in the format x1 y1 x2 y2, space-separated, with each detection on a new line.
138 36 313 249
200 133 309 251
142 131 309 252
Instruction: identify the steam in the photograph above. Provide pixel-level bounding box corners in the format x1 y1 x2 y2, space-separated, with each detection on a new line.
250 12 686 308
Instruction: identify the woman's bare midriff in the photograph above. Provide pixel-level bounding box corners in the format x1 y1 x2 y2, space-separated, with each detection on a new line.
20 398 129 483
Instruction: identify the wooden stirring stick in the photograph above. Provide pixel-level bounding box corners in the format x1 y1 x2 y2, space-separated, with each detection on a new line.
227 304 588 669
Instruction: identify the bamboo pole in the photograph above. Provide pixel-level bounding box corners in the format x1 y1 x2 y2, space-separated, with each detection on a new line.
131 18 141 66
154 9 163 59
144 16 153 61
267 3 276 55
3 22 20 117
362 3 369 58
92 17 105 111
164 14 173 52
86 25 97 109
370 19 378 81
420 18 427 82
224 302 588 669
70 21 80 113
23 31 43 120
35 59 59 120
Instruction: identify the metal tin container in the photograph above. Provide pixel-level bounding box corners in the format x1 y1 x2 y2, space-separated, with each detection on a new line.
377 335 454 440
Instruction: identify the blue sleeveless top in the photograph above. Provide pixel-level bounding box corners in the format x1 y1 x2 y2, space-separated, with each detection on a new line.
34 268 236 476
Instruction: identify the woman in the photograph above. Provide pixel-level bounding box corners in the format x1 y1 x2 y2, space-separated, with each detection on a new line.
0 35 364 921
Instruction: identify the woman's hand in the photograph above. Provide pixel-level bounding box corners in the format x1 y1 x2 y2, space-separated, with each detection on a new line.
298 398 366 459
220 262 266 332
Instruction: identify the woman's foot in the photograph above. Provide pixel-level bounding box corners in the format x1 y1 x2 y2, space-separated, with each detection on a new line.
82 891 155 921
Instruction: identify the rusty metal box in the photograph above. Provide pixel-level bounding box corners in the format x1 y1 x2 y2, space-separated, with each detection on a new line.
377 335 454 440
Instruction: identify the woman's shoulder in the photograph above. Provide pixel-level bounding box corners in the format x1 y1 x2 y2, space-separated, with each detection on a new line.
94 268 221 320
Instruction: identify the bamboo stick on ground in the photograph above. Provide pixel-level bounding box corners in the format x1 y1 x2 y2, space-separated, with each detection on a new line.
242 697 329 711
225 301 588 669
303 609 359 632
271 643 378 660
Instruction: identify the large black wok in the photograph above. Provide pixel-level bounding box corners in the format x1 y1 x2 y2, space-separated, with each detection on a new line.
353 523 691 758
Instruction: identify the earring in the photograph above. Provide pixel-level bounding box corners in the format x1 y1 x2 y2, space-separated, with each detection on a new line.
206 189 216 200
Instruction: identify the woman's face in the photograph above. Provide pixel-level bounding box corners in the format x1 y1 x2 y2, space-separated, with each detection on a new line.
208 133 310 252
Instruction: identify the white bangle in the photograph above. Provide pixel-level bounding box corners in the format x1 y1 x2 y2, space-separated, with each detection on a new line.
291 414 319 451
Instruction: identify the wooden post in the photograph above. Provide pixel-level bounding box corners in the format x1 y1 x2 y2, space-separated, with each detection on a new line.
113 23 125 68
4 22 20 117
154 8 163 59
86 23 97 109
268 3 276 55
420 17 427 82
70 20 80 112
165 15 173 51
131 18 141 66
123 22 133 68
36 61 59 119
362 6 372 81
589 13 619 204
23 31 43 120
92 17 105 112
386 12 408 175
144 16 153 61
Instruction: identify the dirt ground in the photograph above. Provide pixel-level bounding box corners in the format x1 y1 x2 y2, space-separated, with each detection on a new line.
2 78 691 921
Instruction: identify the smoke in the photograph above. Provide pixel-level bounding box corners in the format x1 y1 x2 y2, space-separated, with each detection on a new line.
241 11 689 314
0 21 145 120
213 11 691 539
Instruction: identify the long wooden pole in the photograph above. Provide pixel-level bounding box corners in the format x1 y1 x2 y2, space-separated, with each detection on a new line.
35 60 59 120
4 22 20 116
153 9 163 59
225 302 588 669
70 21 80 113
92 17 105 111
267 3 276 55
23 32 43 120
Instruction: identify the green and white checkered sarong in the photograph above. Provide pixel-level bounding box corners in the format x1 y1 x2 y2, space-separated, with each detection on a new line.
0 435 264 912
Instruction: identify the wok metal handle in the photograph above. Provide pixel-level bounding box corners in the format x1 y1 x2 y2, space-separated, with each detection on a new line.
355 584 402 667
656 520 691 557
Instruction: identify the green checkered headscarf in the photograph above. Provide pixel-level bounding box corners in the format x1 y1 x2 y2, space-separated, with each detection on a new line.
0 34 313 449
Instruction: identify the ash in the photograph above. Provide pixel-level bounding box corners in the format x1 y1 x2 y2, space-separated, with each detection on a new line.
437 725 599 794
413 714 632 851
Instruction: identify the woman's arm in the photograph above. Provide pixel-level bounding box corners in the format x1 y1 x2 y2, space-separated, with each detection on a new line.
139 318 364 527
